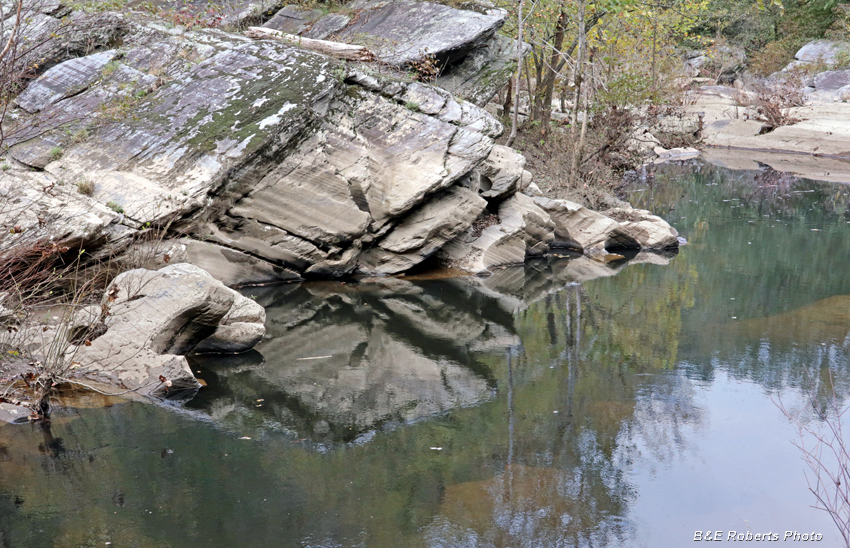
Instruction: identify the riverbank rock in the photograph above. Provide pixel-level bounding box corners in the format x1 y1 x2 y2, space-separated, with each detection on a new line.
0 169 133 270
498 193 554 256
794 40 850 68
64 264 265 397
477 144 526 199
687 81 850 166
2 14 508 283
532 197 639 254
258 0 517 105
338 0 505 66
4 6 678 287
807 69 850 101
192 292 266 354
604 208 680 250
437 220 527 272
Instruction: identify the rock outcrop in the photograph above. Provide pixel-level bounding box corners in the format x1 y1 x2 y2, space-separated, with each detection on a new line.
0 1 685 406
58 264 263 398
794 40 850 68
338 0 506 67
2 10 678 285
259 0 516 106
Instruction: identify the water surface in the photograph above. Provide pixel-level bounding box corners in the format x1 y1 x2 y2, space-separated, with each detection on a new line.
2 161 850 547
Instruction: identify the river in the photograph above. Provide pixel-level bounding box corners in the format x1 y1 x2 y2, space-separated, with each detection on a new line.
1 160 849 547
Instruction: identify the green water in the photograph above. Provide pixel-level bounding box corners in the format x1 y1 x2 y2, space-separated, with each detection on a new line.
2 161 850 547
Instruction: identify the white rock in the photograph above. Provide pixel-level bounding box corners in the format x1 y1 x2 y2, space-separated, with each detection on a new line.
532 197 639 253
478 144 526 199
606 208 679 250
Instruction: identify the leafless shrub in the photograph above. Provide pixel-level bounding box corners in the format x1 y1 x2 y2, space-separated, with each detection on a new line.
509 121 629 210
777 368 850 547
0 1 127 151
734 76 807 131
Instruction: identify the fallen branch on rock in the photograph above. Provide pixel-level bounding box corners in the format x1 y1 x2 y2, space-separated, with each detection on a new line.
244 27 375 62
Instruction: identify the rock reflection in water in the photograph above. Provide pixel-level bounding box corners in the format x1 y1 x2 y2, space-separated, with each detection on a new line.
188 251 677 442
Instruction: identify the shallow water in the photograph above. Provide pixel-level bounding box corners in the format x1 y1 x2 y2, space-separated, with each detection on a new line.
2 162 850 547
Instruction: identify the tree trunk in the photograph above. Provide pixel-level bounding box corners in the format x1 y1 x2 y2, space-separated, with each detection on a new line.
506 0 524 148
245 27 375 61
538 8 568 130
569 0 587 185
502 82 512 119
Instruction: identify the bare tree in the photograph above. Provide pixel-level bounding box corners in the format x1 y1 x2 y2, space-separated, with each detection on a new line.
778 368 850 547
0 1 127 151
506 0 524 148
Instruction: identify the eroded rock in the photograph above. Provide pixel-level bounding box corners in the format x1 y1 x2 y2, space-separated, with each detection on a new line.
339 0 505 66
357 185 487 274
532 197 639 253
478 144 526 200
497 192 554 257
64 264 265 397
795 40 850 67
605 208 679 250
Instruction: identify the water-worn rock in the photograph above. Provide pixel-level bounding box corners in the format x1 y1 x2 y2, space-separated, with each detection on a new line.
0 169 130 268
193 292 266 353
437 220 527 272
357 185 487 274
605 208 679 250
67 264 265 397
532 197 639 253
497 193 554 257
477 144 526 199
132 238 301 286
0 402 29 424
6 21 505 282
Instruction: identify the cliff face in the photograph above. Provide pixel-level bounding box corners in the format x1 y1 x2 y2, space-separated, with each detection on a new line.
1 1 678 289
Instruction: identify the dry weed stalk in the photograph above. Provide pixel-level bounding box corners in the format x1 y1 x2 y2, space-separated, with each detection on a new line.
777 368 850 548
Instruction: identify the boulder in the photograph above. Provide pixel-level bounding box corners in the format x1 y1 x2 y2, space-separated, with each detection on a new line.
532 197 639 253
477 144 526 199
497 192 554 257
437 220 527 273
795 40 850 67
65 264 265 397
604 208 679 250
193 293 266 354
357 185 487 274
812 69 850 95
338 0 506 67
0 402 29 424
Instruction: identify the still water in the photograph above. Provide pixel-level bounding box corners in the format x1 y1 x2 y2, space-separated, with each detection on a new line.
2 161 850 547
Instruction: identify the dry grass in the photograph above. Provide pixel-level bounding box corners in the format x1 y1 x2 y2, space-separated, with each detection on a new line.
507 123 628 210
